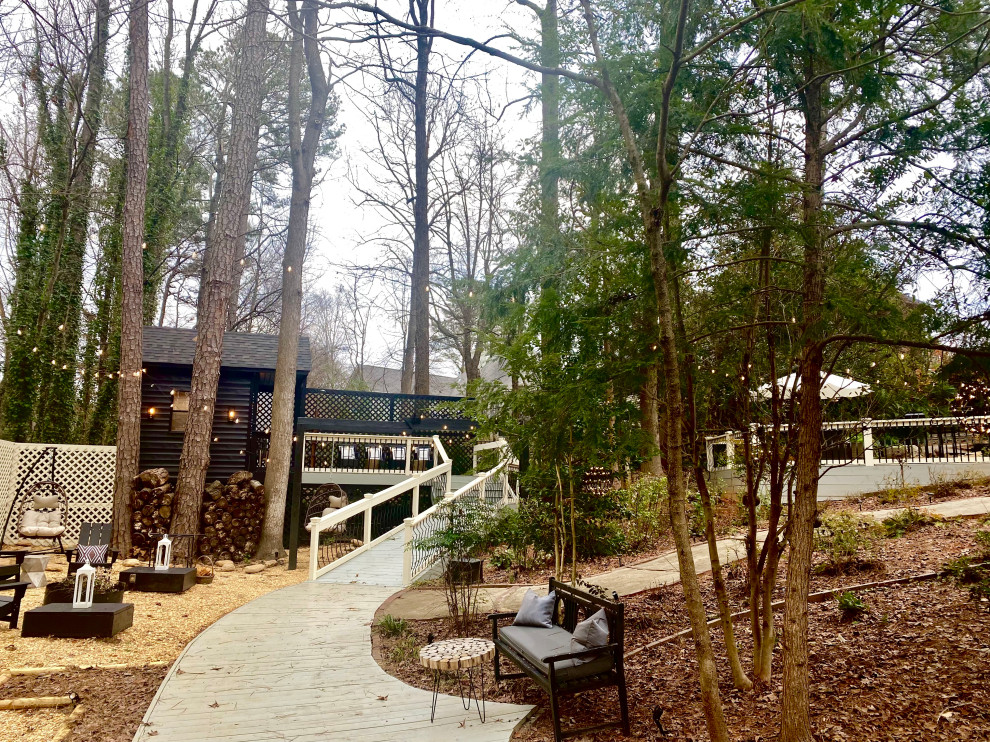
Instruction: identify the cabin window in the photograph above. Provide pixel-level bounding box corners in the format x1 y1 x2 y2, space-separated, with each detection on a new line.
171 391 190 432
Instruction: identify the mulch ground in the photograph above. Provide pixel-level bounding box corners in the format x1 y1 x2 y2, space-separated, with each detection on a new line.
375 518 990 741
0 666 168 742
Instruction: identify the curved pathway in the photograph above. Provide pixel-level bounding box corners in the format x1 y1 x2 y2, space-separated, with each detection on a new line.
134 581 533 742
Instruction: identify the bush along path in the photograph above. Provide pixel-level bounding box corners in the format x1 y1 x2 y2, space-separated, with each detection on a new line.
383 496 990 621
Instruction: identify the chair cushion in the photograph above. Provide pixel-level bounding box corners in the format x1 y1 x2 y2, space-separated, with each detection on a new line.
513 589 555 628
20 509 64 537
32 494 59 509
76 544 109 564
500 625 613 683
570 608 610 662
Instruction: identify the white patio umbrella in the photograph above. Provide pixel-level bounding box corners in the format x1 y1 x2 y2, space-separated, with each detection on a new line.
754 372 871 401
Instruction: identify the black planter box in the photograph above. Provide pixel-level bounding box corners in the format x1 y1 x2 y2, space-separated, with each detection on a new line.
22 603 134 638
120 566 196 593
43 584 126 605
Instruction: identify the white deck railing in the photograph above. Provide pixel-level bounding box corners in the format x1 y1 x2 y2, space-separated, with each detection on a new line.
706 414 990 471
301 432 438 476
401 458 516 585
308 435 452 579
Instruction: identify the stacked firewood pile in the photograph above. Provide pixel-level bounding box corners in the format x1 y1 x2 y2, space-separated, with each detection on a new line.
199 471 266 561
131 468 174 560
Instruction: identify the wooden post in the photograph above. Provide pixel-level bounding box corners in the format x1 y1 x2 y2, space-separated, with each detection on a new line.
402 517 414 585
288 431 305 571
363 493 374 546
308 518 320 581
404 442 412 475
412 485 420 517
863 421 874 467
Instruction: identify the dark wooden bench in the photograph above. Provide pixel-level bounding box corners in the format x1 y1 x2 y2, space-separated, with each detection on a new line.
1 563 29 630
489 578 629 741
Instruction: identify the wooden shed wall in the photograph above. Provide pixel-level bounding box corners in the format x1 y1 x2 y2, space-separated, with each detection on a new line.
139 365 254 483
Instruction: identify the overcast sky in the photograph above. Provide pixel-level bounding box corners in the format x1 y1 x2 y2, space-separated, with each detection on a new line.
306 1 540 374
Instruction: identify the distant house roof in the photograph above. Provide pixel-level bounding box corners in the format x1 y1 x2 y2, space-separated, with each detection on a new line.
142 326 312 373
349 364 461 397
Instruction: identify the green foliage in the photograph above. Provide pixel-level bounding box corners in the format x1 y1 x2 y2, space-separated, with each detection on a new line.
615 476 670 551
880 508 939 538
836 591 867 621
814 512 879 571
376 614 410 638
389 636 419 663
942 556 990 610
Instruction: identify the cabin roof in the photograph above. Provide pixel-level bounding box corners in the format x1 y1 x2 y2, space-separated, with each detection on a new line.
142 326 312 373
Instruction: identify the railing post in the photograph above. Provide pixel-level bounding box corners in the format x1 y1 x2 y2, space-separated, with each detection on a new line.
404 444 411 475
862 420 875 466
412 484 420 517
402 517 414 585
363 493 374 546
308 518 320 580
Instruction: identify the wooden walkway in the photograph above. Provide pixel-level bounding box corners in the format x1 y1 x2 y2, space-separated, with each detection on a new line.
317 533 406 587
134 580 533 741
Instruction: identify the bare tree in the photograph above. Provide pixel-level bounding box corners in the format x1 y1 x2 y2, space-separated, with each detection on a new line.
257 0 334 558
112 0 151 555
172 0 271 546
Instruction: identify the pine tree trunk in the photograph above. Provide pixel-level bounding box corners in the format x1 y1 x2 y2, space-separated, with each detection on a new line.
410 0 433 395
113 0 151 556
172 0 270 549
781 63 826 742
640 362 663 476
257 0 331 559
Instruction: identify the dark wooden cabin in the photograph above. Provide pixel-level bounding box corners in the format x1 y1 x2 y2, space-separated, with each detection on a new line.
140 327 311 483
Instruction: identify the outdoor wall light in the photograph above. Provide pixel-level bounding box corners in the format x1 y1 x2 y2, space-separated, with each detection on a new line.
148 407 156 418
228 409 236 421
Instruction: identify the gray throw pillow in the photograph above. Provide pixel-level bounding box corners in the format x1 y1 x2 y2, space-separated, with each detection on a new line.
570 608 610 662
513 589 556 628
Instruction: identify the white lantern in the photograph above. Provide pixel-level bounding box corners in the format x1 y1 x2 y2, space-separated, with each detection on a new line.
155 533 173 571
73 560 96 609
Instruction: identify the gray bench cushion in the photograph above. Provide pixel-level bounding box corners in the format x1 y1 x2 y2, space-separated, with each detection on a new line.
499 625 613 683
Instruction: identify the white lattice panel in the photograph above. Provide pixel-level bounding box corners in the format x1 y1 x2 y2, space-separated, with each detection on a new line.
0 440 20 546
2 440 116 547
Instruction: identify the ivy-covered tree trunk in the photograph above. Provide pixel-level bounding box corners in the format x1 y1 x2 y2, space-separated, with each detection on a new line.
172 0 270 548
114 0 151 556
35 0 111 443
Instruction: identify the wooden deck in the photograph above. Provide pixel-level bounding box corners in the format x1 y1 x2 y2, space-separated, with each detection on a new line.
135 580 533 741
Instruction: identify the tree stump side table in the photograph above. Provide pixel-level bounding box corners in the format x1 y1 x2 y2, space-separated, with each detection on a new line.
419 637 495 723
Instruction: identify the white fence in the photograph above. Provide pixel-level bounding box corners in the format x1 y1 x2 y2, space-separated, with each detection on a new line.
306 434 519 584
401 460 516 585
300 432 439 476
706 415 990 470
307 435 452 580
0 439 116 546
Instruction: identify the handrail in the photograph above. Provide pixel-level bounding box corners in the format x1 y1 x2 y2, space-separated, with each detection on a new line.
401 459 515 585
308 459 452 579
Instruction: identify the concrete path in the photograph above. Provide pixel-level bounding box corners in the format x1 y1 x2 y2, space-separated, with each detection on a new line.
384 496 990 621
862 495 990 522
134 581 533 742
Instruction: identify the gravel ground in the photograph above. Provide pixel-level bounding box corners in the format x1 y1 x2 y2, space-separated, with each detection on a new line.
0 548 312 742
